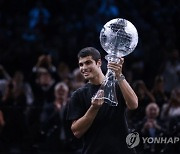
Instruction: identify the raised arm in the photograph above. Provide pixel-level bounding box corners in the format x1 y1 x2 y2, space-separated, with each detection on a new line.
117 75 138 110
107 58 138 110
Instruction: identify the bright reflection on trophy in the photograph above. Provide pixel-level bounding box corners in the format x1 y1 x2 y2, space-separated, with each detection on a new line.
93 18 138 106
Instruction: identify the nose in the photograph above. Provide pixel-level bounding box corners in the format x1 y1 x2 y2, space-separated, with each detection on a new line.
81 64 88 70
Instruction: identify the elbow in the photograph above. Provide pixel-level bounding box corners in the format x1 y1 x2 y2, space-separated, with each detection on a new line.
128 97 138 110
133 101 138 110
71 125 82 139
72 131 82 139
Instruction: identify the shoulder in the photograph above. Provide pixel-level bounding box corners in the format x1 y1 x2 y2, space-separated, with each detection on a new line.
71 83 90 96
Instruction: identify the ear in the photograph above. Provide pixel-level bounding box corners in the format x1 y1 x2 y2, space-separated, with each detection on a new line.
97 59 102 67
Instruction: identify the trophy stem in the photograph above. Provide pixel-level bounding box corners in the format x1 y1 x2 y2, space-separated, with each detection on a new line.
92 66 118 106
100 68 118 106
93 54 120 106
105 54 121 63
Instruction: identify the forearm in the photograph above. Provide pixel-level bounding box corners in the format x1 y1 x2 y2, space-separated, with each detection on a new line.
118 78 138 110
71 105 99 138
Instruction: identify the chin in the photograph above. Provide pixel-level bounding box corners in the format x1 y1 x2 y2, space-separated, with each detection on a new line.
84 76 90 80
84 75 92 80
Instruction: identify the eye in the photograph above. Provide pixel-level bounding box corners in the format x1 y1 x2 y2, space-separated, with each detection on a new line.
85 60 92 65
79 63 83 67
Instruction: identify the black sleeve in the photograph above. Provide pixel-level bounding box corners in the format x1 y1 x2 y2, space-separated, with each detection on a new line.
67 89 86 121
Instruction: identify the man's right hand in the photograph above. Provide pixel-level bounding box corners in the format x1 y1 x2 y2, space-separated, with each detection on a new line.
71 90 104 138
91 90 104 109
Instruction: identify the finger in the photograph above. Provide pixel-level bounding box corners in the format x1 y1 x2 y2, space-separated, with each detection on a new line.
107 64 121 71
97 90 104 97
108 62 122 67
93 90 104 100
108 67 119 72
117 58 124 65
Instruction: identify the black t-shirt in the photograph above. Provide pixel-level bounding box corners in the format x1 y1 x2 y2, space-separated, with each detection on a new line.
67 82 134 154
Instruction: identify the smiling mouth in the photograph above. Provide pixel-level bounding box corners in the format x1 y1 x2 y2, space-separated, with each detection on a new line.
83 72 89 76
82 69 91 75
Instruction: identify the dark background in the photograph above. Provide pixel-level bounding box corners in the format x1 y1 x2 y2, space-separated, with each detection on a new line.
0 0 179 88
0 0 180 153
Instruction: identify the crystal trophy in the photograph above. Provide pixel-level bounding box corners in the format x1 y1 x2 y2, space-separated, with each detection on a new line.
93 18 138 106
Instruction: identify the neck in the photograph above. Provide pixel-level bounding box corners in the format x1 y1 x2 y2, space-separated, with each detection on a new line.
55 98 65 104
89 71 105 85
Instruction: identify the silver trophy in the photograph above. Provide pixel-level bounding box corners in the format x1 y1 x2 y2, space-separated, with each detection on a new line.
93 18 138 106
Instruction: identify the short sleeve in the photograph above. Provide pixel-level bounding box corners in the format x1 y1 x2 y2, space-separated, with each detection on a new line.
67 90 86 121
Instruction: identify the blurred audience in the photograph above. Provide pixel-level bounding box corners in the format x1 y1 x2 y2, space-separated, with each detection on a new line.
127 80 155 127
0 65 11 100
31 68 56 106
0 110 5 133
162 49 180 95
38 82 81 153
70 68 85 94
151 75 168 109
28 0 51 30
0 0 179 153
32 54 57 74
136 103 166 154
161 88 180 126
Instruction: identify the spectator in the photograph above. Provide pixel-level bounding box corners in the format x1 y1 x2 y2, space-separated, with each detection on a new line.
0 78 29 153
57 62 71 83
151 75 168 109
0 110 5 133
160 88 180 153
32 54 56 74
38 82 81 153
162 49 180 95
137 102 166 154
161 88 180 124
70 68 85 94
127 80 155 127
0 110 5 152
27 68 57 149
12 71 34 105
31 68 56 106
0 65 11 100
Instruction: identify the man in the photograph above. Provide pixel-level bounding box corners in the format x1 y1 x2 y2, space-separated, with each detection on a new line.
67 47 138 154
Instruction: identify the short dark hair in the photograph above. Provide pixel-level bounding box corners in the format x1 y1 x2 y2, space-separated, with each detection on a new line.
78 47 101 62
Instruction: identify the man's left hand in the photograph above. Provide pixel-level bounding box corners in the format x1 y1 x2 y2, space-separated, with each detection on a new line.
107 58 124 78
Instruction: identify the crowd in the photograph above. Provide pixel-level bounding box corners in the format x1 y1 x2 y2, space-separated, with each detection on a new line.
0 0 180 153
0 51 179 153
0 55 84 153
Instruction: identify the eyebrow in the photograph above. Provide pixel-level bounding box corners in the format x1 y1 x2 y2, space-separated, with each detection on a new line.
79 60 93 65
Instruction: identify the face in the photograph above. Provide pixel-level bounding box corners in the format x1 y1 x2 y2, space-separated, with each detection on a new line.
171 89 180 104
79 56 101 80
146 105 159 119
55 85 68 100
14 72 24 82
39 72 52 85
